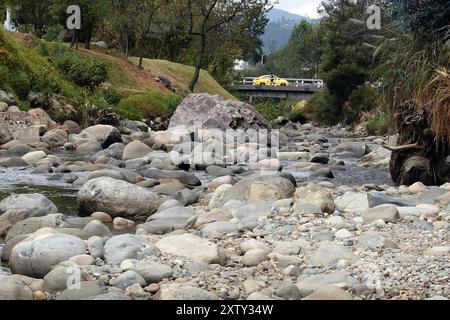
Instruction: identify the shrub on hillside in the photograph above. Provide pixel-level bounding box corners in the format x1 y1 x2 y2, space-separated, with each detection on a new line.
345 84 378 123
117 91 182 121
306 90 343 125
36 42 108 90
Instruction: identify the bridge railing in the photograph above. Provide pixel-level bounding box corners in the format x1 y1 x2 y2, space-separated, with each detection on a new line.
240 77 325 88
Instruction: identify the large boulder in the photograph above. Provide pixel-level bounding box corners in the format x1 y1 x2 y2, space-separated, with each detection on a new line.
0 193 58 216
10 228 87 278
79 125 122 149
77 177 159 218
169 93 271 131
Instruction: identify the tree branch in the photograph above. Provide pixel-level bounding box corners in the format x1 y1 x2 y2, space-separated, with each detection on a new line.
381 142 424 151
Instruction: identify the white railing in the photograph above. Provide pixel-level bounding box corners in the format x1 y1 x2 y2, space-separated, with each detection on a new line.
241 77 325 88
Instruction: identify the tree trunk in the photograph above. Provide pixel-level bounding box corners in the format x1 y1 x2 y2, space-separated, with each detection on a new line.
189 33 206 92
139 40 144 69
389 104 450 186
85 27 93 50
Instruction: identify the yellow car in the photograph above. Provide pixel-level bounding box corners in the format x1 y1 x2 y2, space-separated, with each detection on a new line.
253 75 289 87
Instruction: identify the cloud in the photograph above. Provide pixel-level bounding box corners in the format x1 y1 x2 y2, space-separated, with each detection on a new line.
275 0 323 18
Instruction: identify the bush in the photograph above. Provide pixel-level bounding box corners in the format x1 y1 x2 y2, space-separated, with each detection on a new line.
36 42 109 90
306 90 343 125
365 112 390 135
345 84 378 123
55 52 108 90
117 91 182 121
285 110 306 123
253 103 280 122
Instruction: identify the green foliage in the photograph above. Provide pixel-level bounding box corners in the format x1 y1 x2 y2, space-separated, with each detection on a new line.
265 20 322 78
253 102 280 122
306 89 342 124
117 91 181 120
54 51 108 90
345 84 379 123
0 28 77 100
285 110 306 123
365 111 390 135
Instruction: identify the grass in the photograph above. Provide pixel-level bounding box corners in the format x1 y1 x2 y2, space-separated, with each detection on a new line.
0 28 78 100
132 58 235 100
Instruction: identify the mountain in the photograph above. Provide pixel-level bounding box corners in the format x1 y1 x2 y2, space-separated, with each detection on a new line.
262 8 312 54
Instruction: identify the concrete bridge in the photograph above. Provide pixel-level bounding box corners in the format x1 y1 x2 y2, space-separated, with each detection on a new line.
233 77 324 101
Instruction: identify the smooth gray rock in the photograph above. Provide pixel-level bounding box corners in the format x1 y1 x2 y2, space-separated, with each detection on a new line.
0 275 34 300
308 243 359 267
0 193 58 216
103 234 160 265
157 283 218 300
10 230 87 278
114 270 146 290
77 177 159 218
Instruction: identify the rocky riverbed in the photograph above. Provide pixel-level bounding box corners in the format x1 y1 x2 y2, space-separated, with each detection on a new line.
0 93 449 300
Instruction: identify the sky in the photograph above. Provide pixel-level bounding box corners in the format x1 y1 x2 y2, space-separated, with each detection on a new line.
275 0 323 18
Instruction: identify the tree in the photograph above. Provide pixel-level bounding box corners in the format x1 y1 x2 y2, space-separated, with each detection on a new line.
6 0 56 37
265 20 323 79
186 0 271 92
314 0 374 123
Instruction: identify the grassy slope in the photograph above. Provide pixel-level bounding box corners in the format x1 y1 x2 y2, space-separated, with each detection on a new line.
133 58 235 100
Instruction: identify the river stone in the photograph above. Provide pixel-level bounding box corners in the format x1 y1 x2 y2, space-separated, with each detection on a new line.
90 212 112 223
147 207 197 221
79 124 122 149
10 228 87 278
357 233 398 250
209 184 233 209
335 192 369 214
201 221 239 237
367 191 414 208
242 249 269 266
55 281 103 300
276 282 303 300
303 285 353 300
174 189 200 206
0 275 34 300
195 208 233 227
138 168 201 186
115 271 147 290
41 129 68 148
5 214 70 243
0 193 58 216
334 142 368 158
362 205 400 224
245 181 282 204
21 151 47 165
296 271 359 297
82 220 113 237
122 140 152 160
77 177 159 218
156 233 220 264
308 243 359 267
152 180 186 195
216 175 295 207
157 283 218 300
103 234 160 265
122 260 173 283
293 184 335 214
87 236 104 259
0 209 49 238
43 261 87 292
169 93 270 131
240 239 271 253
